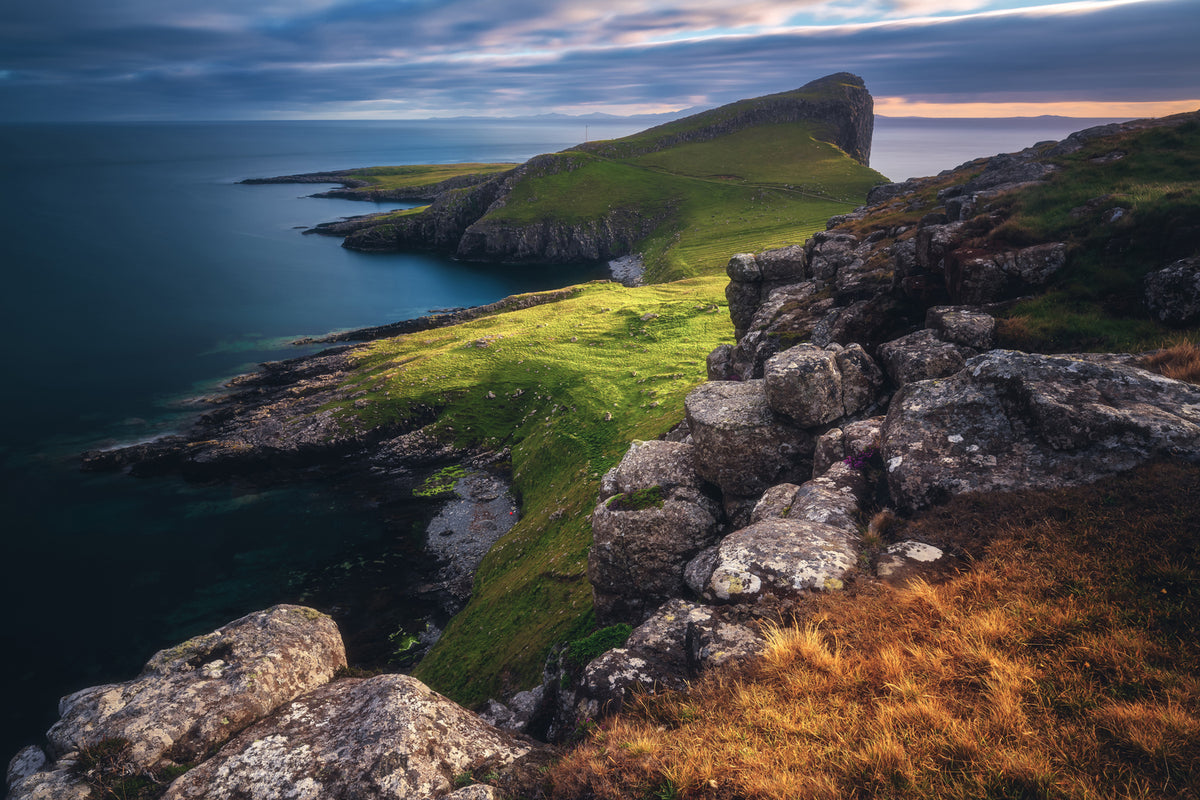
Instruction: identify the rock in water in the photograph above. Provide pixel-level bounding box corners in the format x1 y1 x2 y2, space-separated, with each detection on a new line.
162 674 537 800
45 605 346 770
883 350 1200 510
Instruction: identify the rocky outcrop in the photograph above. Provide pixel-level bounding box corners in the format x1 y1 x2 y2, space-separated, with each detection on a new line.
588 440 723 624
883 350 1200 511
46 605 345 770
162 674 539 800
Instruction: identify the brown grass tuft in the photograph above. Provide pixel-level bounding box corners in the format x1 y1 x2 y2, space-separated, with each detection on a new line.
1142 340 1200 384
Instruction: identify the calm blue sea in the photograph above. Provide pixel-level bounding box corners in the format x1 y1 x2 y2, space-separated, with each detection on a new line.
0 115 1117 759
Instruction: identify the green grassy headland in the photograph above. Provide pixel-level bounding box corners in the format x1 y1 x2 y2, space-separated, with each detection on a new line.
325 277 733 704
340 162 513 191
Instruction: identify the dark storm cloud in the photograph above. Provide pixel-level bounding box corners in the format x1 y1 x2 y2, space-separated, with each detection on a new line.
0 0 1195 120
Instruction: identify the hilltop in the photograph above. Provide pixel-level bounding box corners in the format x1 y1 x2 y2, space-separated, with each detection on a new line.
262 73 883 282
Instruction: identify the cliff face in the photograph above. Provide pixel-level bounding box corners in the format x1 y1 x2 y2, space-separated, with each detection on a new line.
329 73 876 265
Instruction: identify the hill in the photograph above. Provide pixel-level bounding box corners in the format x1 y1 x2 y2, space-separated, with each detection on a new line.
286 73 883 282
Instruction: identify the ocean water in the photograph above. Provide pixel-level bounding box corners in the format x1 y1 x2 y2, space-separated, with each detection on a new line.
0 115 1118 759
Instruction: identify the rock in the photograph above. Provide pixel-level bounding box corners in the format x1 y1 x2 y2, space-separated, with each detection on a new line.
763 345 843 427
5 753 91 800
883 350 1200 511
556 600 762 733
814 417 884 475
425 471 520 609
833 343 885 416
725 281 834 377
685 381 813 497
876 541 949 586
697 518 859 602
725 247 808 338
806 231 861 282
1145 256 1200 326
706 343 735 381
6 747 46 791
750 483 803 523
45 605 346 771
445 786 503 800
1000 242 1068 285
877 329 974 386
925 306 997 350
589 440 723 624
162 674 537 800
810 296 902 349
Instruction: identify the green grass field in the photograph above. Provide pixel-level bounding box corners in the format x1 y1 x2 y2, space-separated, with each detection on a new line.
325 277 733 705
341 162 513 190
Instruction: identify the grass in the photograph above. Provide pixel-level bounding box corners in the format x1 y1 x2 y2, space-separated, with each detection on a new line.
341 163 513 191
986 120 1200 352
546 459 1200 800
482 123 884 282
324 278 733 706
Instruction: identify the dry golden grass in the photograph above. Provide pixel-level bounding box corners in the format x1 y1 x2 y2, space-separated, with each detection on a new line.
1143 340 1200 384
545 461 1200 800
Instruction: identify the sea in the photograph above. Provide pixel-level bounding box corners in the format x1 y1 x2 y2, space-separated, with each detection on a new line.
0 115 1119 759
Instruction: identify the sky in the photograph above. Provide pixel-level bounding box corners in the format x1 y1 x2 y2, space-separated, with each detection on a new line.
0 0 1197 121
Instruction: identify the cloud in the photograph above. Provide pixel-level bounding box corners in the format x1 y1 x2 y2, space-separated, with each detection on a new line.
0 0 1194 120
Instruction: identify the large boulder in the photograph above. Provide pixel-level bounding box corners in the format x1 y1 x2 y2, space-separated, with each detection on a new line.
925 306 997 350
725 247 808 339
883 350 1200 511
588 440 723 624
763 342 883 426
878 328 976 386
693 518 859 602
45 605 346 771
685 381 813 498
1145 255 1200 326
162 674 539 800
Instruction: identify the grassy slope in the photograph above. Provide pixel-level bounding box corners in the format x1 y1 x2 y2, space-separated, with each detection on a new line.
482 122 885 282
326 278 733 705
990 120 1200 351
549 458 1200 799
341 163 513 190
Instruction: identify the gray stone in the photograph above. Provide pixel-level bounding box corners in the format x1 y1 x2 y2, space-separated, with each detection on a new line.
685 381 813 497
834 343 885 416
876 541 948 586
883 350 1200 511
701 518 859 602
163 675 537 800
878 329 973 386
444 786 503 800
557 600 762 730
5 753 91 800
1002 242 1068 285
589 440 722 623
750 483 803 523
46 605 346 771
763 345 843 427
806 232 861 282
1145 256 1200 326
926 306 997 350
426 472 520 607
6 747 46 792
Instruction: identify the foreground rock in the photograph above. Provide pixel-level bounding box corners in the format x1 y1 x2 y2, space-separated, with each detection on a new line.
884 350 1200 510
163 674 540 800
46 605 346 770
588 440 723 624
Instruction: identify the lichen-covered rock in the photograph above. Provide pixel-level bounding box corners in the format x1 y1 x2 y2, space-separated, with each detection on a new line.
883 350 1200 511
724 247 809 339
685 381 813 497
876 541 948 586
878 328 974 386
555 600 761 734
589 440 723 624
5 752 91 800
1145 256 1200 326
806 231 861 282
45 605 346 771
813 417 885 475
162 675 536 800
764 345 843 427
833 343 885 416
698 519 859 602
926 306 997 350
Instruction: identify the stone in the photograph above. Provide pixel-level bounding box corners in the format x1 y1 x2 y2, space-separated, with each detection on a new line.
1002 242 1068 285
589 440 722 623
555 600 762 733
876 541 949 586
698 518 859 602
425 471 520 608
750 483 804 523
834 343 885 417
724 247 809 339
926 306 997 350
46 605 346 771
6 747 46 792
5 753 91 800
163 674 538 800
763 345 844 427
445 786 503 800
1145 256 1200 326
883 350 1200 511
806 231 861 282
877 329 973 386
685 381 813 497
